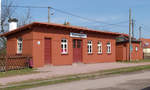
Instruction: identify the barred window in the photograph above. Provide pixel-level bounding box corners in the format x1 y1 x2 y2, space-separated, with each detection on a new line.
17 38 23 54
98 41 102 54
107 42 111 53
88 40 92 54
61 39 68 54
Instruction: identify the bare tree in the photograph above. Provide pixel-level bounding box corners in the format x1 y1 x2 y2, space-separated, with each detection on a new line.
0 0 15 49
0 0 32 50
18 8 32 27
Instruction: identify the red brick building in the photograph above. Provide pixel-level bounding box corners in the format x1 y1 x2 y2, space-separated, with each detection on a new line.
0 22 121 68
116 35 143 61
140 38 150 59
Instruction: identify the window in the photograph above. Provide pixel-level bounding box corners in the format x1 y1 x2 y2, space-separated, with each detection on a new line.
98 41 102 54
17 38 23 54
88 40 92 54
107 42 111 53
135 46 138 51
61 39 68 54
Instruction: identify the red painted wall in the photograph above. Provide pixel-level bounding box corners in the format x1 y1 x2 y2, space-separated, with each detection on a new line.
7 26 117 68
7 30 33 56
31 26 117 67
116 42 143 61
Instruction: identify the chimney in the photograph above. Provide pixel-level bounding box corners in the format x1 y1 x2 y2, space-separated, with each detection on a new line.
8 18 18 31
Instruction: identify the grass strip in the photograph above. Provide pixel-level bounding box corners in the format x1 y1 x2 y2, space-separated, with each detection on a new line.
117 59 150 63
0 68 37 78
1 64 150 90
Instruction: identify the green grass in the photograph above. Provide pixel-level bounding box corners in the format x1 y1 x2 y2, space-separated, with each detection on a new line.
0 68 37 78
2 65 150 90
117 59 150 63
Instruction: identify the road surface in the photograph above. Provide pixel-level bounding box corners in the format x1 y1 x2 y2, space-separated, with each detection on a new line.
27 70 150 90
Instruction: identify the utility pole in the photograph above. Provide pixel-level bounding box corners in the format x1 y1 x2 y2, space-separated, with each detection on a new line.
0 0 1 31
139 26 142 39
48 7 50 23
132 19 135 38
129 8 132 61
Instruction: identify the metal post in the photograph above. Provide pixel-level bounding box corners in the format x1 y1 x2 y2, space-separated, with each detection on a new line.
48 7 50 23
0 0 1 31
139 26 142 48
139 26 142 39
129 8 132 61
132 19 134 38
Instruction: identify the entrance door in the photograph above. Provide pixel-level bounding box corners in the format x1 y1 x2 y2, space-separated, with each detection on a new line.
44 38 51 65
73 39 82 63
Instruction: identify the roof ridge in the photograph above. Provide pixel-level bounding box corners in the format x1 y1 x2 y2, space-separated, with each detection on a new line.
0 22 122 37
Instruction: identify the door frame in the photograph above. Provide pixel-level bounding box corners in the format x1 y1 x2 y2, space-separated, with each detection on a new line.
72 39 83 63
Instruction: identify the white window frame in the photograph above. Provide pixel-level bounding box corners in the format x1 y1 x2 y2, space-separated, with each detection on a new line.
61 39 68 54
88 40 92 54
98 41 102 54
17 38 23 54
107 42 111 53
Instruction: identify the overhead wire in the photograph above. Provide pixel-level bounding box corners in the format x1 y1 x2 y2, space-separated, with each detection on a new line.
2 5 128 28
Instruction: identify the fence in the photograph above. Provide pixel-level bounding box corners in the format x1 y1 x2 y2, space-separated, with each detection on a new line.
0 55 32 72
144 53 150 59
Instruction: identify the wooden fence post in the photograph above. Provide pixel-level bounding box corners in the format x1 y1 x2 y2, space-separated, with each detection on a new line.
4 56 7 72
27 57 30 68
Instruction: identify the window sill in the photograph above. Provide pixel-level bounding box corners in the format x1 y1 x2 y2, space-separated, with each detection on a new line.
98 53 102 55
16 53 22 55
61 53 68 55
88 53 93 55
107 53 112 55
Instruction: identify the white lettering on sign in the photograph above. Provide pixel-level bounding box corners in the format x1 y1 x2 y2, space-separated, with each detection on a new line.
70 32 87 38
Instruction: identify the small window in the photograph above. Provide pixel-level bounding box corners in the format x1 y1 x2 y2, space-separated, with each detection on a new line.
135 46 138 51
61 39 68 54
88 40 92 54
98 41 102 54
17 38 23 54
107 42 111 53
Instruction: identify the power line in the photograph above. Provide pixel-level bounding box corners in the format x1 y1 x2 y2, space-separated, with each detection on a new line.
2 5 48 8
100 20 128 27
2 5 128 28
51 7 128 27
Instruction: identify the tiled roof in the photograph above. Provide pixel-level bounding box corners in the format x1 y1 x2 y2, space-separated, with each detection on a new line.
0 22 123 37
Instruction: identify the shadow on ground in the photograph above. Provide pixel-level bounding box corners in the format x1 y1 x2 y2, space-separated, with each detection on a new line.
87 79 150 90
142 87 150 90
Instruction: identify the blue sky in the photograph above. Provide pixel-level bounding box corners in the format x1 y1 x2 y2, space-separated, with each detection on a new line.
7 0 150 38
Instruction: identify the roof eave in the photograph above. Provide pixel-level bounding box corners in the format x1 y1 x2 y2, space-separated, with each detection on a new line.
0 23 34 37
0 22 121 37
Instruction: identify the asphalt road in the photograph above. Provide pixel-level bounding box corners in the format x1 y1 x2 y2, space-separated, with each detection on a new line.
27 70 150 90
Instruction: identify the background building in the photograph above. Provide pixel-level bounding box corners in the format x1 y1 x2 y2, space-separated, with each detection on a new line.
116 35 143 61
141 38 150 59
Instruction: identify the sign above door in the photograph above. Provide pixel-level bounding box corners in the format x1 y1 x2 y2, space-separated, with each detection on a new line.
70 32 87 38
